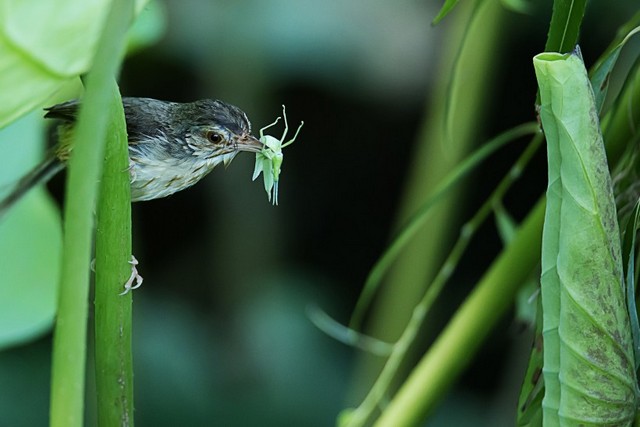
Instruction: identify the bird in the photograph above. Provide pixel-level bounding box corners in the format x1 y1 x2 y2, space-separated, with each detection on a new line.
0 97 263 216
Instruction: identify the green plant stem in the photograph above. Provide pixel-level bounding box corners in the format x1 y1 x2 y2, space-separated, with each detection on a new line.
49 1 133 426
94 88 133 425
344 131 542 427
375 199 545 427
350 123 539 329
354 4 509 403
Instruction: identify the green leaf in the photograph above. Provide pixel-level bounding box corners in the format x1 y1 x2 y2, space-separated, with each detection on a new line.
126 0 166 55
590 24 640 114
0 112 62 350
544 0 588 53
622 201 640 371
432 0 461 25
534 49 637 426
516 299 544 427
0 0 150 129
494 202 539 327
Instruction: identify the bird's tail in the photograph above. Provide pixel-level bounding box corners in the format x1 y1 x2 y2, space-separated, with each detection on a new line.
0 156 64 219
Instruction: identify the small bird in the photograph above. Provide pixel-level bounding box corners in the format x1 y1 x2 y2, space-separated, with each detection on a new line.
0 97 263 215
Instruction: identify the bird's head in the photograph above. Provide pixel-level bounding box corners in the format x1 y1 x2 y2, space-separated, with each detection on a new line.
172 99 263 164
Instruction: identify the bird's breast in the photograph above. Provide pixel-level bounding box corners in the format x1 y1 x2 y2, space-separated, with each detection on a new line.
128 155 225 202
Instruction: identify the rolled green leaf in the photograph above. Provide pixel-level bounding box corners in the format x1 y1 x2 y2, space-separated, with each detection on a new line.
538 57 562 425
534 49 637 426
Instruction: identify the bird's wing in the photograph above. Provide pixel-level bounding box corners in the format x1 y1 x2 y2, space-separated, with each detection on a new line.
44 100 80 122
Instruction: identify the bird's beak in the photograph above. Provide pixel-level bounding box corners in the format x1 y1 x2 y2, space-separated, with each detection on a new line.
236 133 263 153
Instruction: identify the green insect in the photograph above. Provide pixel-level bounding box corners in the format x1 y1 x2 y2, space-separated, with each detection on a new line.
252 105 304 205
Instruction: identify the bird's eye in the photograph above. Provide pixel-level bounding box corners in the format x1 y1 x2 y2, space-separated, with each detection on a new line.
206 131 223 144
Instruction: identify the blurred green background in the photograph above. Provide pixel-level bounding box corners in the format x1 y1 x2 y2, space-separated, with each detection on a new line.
1 0 639 426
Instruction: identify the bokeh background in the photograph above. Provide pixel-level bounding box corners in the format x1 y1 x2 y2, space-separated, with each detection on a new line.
1 0 639 426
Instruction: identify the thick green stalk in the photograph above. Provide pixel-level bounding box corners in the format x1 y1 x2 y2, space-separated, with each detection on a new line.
94 87 133 425
49 1 133 426
375 200 545 427
352 1 509 401
343 130 542 427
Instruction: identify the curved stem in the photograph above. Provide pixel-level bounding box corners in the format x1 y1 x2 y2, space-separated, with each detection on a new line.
345 132 543 427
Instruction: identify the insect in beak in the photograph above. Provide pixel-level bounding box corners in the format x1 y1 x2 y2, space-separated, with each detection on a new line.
236 134 263 153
